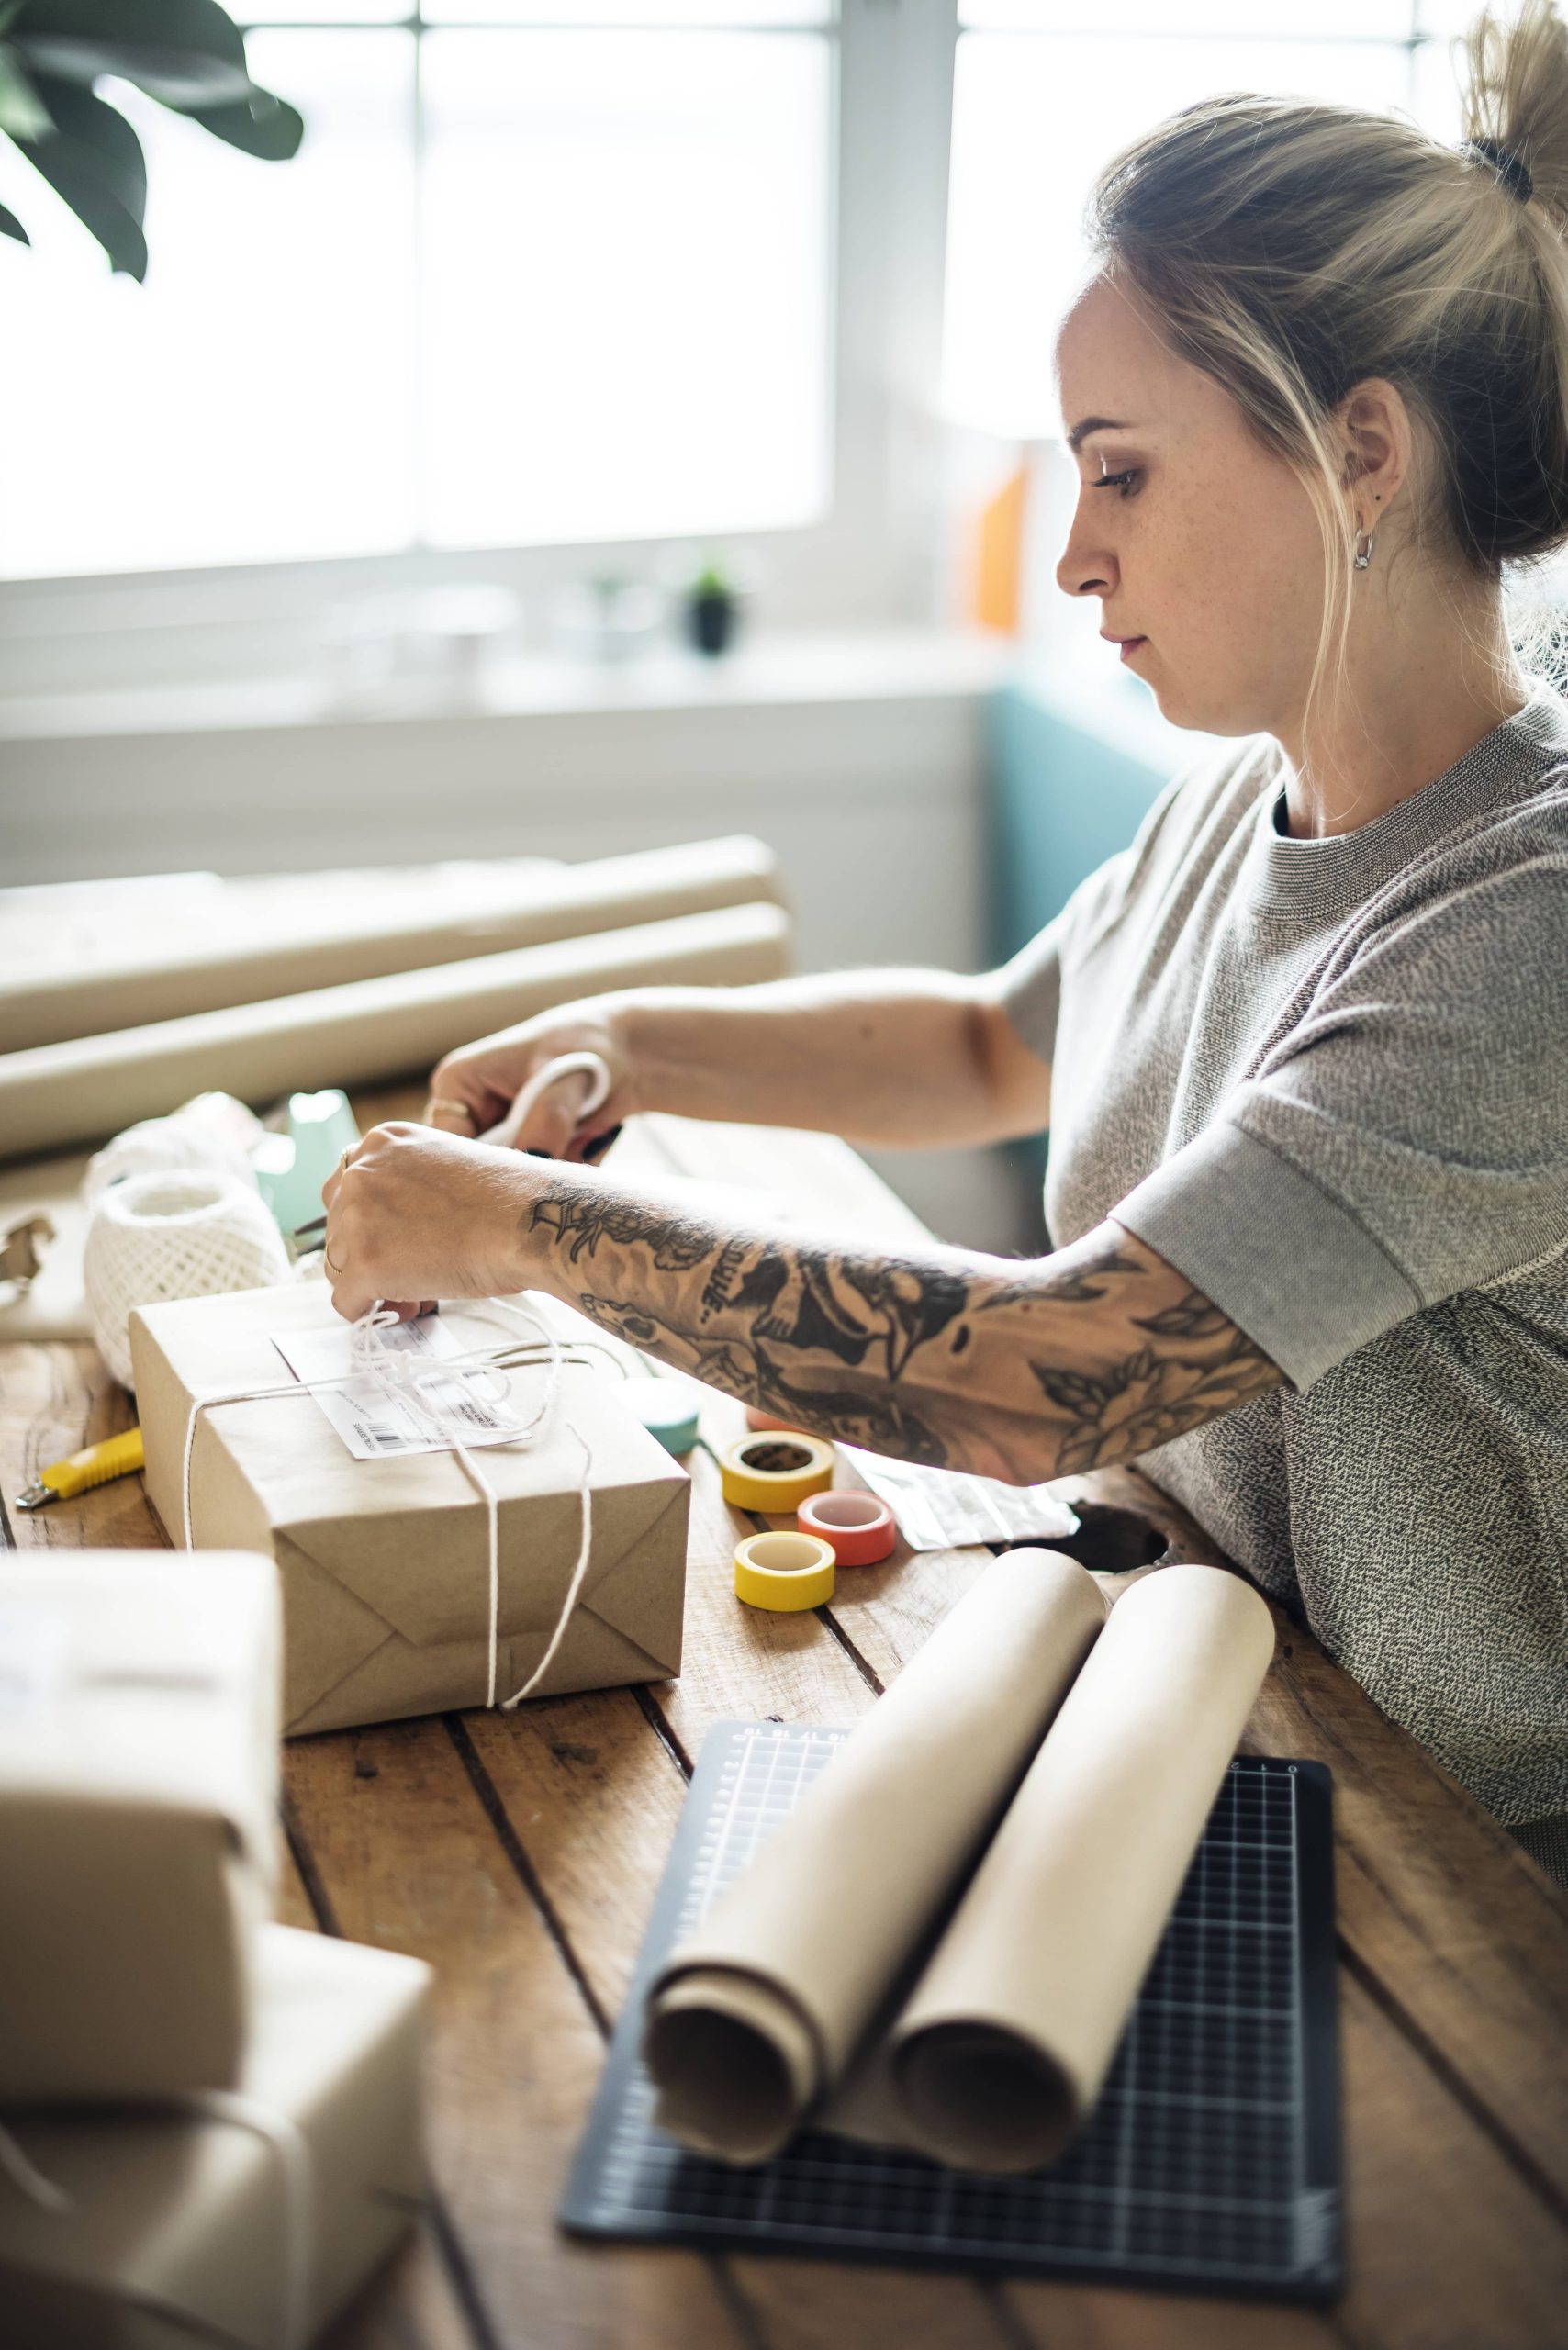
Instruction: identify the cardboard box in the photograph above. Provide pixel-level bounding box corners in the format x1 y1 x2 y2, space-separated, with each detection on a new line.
0 1551 279 2103
0 1924 431 2350
130 1286 690 1735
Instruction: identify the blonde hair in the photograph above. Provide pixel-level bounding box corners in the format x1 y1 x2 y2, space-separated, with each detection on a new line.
1083 1 1568 727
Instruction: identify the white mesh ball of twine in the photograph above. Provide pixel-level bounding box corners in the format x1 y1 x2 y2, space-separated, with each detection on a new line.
84 1168 292 1387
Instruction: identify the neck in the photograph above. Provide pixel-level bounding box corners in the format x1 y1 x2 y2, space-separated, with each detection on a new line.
1271 585 1530 840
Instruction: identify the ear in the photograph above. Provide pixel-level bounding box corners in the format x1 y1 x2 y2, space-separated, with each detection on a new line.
1335 376 1413 515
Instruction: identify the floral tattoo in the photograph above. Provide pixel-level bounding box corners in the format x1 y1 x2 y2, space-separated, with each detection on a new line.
523 1177 1282 1484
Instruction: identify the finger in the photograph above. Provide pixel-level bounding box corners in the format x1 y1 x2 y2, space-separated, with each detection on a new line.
329 1275 381 1324
487 1069 593 1157
425 1094 478 1135
320 1137 362 1213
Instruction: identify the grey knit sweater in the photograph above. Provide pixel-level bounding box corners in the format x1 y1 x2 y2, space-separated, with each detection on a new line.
1001 677 1568 1863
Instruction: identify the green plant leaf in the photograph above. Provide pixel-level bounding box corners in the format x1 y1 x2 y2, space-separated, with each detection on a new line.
13 72 148 276
0 194 29 242
15 0 252 108
0 40 50 136
173 85 303 162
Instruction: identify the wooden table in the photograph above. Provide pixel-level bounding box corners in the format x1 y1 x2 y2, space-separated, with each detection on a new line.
6 1097 1568 2350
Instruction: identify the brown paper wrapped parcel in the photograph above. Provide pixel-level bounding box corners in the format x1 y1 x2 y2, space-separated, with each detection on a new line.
0 1551 280 2103
130 1285 690 1735
0 1923 431 2350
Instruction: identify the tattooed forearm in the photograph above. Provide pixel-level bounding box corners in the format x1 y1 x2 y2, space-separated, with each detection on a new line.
520 1170 1283 1484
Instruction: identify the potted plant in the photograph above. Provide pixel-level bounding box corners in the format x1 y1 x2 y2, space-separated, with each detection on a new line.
685 555 745 658
0 0 301 281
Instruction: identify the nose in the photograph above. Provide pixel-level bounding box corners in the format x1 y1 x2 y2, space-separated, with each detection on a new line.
1055 491 1117 602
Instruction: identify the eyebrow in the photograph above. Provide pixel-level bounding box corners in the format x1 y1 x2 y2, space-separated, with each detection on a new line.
1064 416 1133 454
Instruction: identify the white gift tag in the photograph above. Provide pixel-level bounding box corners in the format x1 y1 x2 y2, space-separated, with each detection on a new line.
272 1315 530 1460
837 1446 1079 1552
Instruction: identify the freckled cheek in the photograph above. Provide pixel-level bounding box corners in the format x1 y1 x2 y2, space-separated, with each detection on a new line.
1146 485 1312 654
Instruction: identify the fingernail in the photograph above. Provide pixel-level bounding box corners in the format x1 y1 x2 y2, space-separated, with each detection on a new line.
582 1123 623 1163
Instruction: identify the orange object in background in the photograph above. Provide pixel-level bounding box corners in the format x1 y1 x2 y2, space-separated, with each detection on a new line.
969 458 1029 634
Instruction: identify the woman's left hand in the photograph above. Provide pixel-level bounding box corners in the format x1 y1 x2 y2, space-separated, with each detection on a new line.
321 1122 538 1322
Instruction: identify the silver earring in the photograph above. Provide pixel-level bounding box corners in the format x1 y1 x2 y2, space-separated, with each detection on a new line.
1352 521 1376 571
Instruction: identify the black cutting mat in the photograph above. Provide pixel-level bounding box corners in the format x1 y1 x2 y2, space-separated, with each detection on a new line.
561 1721 1342 2301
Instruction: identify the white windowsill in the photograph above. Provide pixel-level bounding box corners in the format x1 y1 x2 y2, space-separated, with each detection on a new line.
0 628 1011 744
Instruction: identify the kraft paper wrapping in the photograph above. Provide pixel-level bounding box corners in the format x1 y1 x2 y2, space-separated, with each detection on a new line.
643 1551 1109 2163
0 1924 430 2350
0 834 787 1055
884 1563 1275 2171
129 1284 690 1736
0 898 791 1159
0 1552 280 2104
883 1560 1279 2162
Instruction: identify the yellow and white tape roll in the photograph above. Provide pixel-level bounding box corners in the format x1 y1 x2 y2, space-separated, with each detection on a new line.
734 1530 836 1613
719 1431 836 1513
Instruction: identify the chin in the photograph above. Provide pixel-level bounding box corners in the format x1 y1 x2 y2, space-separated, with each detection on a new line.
1148 672 1265 740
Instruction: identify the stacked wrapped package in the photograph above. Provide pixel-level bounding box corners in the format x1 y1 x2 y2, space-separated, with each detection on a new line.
0 1552 432 2348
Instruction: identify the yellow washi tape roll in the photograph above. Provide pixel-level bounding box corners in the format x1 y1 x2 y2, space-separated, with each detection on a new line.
734 1530 836 1613
719 1431 837 1513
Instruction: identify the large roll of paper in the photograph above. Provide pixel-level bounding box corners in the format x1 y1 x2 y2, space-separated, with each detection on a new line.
886 1563 1276 2170
0 899 790 1159
643 1551 1109 2163
0 834 787 1054
643 1558 1274 2172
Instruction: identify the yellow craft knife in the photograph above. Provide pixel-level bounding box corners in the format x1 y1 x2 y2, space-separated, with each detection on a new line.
16 1427 145 1512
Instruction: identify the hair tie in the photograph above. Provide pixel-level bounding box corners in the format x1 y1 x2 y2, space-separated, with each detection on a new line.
1460 135 1533 206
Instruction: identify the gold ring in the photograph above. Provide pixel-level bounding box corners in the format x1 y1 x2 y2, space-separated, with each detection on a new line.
424 1094 473 1126
323 1244 344 1277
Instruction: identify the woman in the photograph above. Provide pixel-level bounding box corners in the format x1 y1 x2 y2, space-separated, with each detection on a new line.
324 2 1568 1878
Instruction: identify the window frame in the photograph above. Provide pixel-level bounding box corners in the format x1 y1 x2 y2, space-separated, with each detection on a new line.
0 1 963 694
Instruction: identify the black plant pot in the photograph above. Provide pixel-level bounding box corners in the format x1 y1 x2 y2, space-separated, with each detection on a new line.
687 588 738 656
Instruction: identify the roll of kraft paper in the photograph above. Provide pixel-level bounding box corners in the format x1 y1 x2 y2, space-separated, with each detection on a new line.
642 1550 1108 2164
886 1564 1275 2174
0 834 786 1054
0 900 790 1160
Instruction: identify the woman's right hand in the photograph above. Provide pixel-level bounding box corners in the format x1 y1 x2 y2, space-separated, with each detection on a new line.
424 996 637 1159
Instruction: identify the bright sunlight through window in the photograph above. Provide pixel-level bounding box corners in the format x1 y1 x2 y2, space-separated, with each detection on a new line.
0 4 834 580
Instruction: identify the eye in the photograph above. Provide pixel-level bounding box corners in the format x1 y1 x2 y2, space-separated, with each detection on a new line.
1092 467 1141 499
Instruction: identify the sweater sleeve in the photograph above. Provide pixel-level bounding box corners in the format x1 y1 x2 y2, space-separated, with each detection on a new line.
1111 856 1568 1392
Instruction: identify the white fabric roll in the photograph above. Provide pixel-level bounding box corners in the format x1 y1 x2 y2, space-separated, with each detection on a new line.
84 1169 291 1388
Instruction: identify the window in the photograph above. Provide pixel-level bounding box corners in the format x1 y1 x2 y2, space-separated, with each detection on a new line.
943 3 1468 437
0 2 836 581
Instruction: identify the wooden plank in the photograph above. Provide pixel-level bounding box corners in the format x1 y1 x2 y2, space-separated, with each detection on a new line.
1 1337 151 1552
319 2232 482 2350
283 1715 750 2350
1252 1624 1568 2217
1326 1968 1568 2349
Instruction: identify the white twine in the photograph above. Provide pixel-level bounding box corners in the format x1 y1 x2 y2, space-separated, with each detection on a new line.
85 1169 291 1390
0 2092 313 2350
180 1296 605 1712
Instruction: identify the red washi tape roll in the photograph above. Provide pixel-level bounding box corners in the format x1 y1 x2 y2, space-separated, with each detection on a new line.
745 1406 808 1434
797 1488 897 1567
